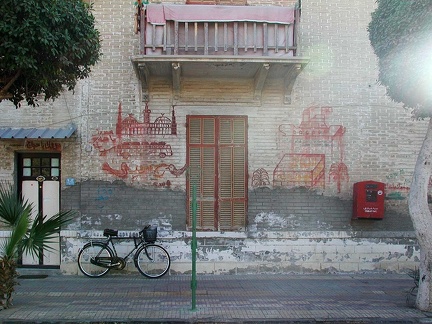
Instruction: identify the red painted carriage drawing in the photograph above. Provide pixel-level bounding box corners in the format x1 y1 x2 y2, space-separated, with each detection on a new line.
273 154 325 188
97 141 173 159
276 106 348 191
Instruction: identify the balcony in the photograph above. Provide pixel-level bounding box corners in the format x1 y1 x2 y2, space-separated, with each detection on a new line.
131 3 309 104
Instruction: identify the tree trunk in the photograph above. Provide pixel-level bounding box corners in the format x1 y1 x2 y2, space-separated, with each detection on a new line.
0 70 21 100
0 257 19 310
408 117 432 311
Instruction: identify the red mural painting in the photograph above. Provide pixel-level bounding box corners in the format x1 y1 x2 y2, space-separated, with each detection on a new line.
117 102 177 136
384 169 411 200
101 162 187 182
96 140 173 159
274 153 325 188
274 105 348 192
92 103 177 156
91 102 186 185
329 162 349 193
25 140 62 151
252 168 270 187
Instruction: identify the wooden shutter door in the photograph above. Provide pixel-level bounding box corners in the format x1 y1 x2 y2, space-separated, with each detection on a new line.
219 117 247 230
187 115 247 231
188 117 217 230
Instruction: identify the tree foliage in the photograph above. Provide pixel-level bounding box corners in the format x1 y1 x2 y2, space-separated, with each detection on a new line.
0 0 101 107
369 0 432 311
368 0 432 115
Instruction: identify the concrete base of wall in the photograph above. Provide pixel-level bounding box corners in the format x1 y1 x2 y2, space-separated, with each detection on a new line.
0 230 417 276
57 230 419 276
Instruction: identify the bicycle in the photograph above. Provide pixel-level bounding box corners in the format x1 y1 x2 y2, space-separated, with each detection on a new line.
77 225 170 278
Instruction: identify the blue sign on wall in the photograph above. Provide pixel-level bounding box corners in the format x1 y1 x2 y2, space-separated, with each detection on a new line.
65 178 75 186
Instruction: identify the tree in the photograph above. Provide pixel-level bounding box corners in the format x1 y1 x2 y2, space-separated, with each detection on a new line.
0 183 75 309
368 0 432 311
0 0 101 107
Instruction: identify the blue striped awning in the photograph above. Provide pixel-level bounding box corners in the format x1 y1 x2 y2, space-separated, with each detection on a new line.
0 123 77 139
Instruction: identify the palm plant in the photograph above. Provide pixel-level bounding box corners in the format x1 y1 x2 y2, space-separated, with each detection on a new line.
0 182 75 309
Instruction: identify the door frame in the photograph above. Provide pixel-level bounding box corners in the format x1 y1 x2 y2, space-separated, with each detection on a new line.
17 152 61 267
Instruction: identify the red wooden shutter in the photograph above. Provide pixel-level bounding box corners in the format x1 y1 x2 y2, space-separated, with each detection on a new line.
218 117 247 230
188 117 217 230
187 116 247 230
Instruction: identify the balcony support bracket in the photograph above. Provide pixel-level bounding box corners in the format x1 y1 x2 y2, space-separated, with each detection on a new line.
284 63 303 104
136 63 150 102
172 62 181 100
254 63 270 101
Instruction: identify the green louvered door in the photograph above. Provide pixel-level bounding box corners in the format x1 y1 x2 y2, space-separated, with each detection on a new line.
187 116 247 231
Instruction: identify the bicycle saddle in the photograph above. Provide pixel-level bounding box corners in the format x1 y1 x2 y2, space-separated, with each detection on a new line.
103 229 118 237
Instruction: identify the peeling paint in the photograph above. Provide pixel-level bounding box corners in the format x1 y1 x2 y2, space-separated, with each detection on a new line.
253 212 300 230
10 228 416 276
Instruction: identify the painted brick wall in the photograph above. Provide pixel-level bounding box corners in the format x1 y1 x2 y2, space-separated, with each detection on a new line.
62 180 186 230
0 0 425 274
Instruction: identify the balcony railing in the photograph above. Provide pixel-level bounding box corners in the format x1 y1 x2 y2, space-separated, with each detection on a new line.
138 4 299 57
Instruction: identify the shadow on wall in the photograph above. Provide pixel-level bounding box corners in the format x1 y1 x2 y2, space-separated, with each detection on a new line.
61 180 414 234
248 187 414 233
61 180 186 231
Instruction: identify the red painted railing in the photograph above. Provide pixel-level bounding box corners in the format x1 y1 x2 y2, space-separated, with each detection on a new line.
137 3 299 57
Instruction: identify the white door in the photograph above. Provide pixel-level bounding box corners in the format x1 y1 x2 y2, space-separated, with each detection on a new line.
20 154 61 266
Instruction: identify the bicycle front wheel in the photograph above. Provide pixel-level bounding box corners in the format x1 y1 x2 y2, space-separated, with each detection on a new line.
135 244 170 278
78 242 113 278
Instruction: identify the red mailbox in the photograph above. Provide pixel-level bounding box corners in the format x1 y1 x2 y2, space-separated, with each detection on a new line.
352 181 385 219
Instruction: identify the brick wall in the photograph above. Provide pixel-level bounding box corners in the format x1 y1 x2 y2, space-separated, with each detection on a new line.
62 180 186 230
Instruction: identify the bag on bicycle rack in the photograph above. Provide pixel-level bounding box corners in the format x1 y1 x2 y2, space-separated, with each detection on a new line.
141 225 157 243
103 228 118 237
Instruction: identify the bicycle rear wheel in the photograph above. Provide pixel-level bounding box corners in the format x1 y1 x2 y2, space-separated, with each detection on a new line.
78 242 113 278
135 244 170 278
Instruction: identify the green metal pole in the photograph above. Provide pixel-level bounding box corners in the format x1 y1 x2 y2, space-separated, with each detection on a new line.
191 184 197 311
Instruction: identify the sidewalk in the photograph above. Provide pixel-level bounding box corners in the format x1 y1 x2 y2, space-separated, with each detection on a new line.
0 272 431 323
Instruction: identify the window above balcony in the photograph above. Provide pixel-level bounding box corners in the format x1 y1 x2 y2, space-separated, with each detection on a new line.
131 3 308 104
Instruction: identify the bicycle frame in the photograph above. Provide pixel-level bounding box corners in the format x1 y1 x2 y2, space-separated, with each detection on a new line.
90 235 146 268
